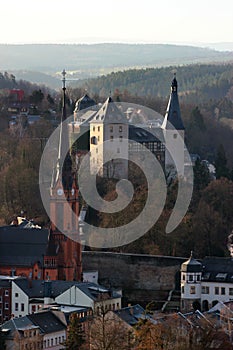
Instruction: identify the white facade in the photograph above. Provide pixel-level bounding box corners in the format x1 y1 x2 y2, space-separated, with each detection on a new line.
181 256 233 312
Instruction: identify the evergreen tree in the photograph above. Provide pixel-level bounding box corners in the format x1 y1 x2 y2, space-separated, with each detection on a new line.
0 330 6 350
193 158 211 191
215 144 230 179
64 313 86 350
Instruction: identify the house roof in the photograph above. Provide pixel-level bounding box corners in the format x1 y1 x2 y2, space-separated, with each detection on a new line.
91 97 126 124
114 304 148 326
14 279 119 302
202 257 233 283
28 311 66 334
0 226 49 267
1 311 66 336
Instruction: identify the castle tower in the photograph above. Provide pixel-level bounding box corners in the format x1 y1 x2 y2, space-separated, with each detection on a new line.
162 75 185 177
180 252 202 312
47 70 82 281
89 96 128 179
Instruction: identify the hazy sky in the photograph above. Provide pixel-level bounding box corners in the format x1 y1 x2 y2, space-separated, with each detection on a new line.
0 0 232 45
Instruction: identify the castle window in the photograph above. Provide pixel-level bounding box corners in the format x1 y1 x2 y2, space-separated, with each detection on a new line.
15 303 18 311
173 133 177 139
190 286 196 294
119 136 123 142
181 286 184 294
93 126 95 131
5 290 9 297
196 275 200 281
182 274 185 281
98 126 100 132
202 286 209 294
110 135 113 142
119 125 122 132
221 287 225 295
110 126 113 132
189 275 193 282
229 288 233 296
91 136 97 145
215 287 219 295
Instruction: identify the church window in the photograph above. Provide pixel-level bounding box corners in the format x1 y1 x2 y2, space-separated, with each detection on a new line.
221 287 225 295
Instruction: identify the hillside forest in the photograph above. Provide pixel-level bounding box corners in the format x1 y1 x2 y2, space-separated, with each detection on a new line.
0 63 233 259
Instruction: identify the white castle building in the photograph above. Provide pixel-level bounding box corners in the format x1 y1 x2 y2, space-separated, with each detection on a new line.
181 253 233 312
70 75 185 180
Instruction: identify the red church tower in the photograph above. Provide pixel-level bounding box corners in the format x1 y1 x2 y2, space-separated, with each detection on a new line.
44 70 82 281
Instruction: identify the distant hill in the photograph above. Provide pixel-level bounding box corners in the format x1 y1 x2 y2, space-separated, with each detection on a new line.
0 43 232 88
73 63 233 103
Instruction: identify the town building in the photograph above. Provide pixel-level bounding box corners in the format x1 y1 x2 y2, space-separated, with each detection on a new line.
11 278 121 318
1 310 67 350
181 253 233 312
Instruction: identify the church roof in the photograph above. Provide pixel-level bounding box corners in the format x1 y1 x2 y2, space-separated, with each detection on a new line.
0 226 49 267
162 75 184 131
91 97 126 124
181 252 202 272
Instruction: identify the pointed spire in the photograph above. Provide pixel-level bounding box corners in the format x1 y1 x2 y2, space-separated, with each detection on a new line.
51 69 73 191
61 69 67 121
162 74 184 130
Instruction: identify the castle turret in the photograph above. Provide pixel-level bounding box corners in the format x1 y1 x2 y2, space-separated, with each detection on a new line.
162 75 185 177
180 252 202 312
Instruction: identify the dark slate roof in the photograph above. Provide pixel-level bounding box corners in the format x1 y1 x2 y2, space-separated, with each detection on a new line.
202 257 233 283
181 253 202 273
91 97 126 124
129 125 164 143
162 76 184 131
0 226 49 266
28 311 66 334
1 316 36 334
74 94 96 112
114 304 148 326
14 279 117 301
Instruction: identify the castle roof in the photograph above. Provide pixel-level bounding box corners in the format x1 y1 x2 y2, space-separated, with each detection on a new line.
181 252 202 273
74 94 96 112
162 75 184 131
91 97 126 124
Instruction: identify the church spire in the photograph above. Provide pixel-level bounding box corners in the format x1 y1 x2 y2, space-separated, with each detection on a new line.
162 74 184 131
52 69 73 191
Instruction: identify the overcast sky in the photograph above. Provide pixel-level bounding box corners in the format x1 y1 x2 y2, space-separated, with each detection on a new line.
0 0 232 45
